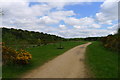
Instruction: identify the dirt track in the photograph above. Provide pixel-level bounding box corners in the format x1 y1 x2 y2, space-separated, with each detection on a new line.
22 42 91 78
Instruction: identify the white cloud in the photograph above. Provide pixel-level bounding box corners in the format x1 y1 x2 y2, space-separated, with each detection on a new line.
47 2 68 10
39 16 59 24
64 17 80 26
59 24 66 29
0 1 53 30
0 1 76 28
73 25 81 29
49 10 75 21
96 0 118 25
92 24 101 28
30 4 51 16
57 28 115 38
96 12 113 25
107 23 119 32
64 17 101 29
46 2 84 10
0 0 118 38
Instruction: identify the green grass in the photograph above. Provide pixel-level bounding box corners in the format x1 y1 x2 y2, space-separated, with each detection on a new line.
85 41 118 78
2 41 87 78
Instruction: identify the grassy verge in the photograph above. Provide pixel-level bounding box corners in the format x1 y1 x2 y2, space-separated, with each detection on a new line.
85 41 118 78
3 41 87 78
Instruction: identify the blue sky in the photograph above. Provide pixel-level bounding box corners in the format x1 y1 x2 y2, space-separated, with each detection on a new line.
29 2 103 18
64 2 103 18
29 2 104 29
1 0 118 38
29 2 43 7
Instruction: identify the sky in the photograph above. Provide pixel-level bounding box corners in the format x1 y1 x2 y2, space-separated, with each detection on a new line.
0 0 119 38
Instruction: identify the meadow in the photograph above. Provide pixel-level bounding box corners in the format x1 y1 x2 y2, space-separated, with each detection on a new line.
85 41 118 78
2 41 87 78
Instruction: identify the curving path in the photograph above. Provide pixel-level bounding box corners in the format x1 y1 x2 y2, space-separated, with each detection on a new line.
22 42 91 78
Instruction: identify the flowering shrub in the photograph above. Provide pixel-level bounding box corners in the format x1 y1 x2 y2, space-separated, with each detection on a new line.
2 46 17 65
16 49 32 64
2 45 32 65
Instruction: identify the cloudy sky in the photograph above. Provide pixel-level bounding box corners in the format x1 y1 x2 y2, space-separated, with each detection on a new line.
0 0 119 38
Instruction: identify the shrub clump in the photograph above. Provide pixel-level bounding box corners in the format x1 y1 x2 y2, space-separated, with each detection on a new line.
16 49 32 64
101 35 120 52
2 46 32 65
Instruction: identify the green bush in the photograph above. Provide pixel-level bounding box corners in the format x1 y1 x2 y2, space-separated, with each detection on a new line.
101 35 120 52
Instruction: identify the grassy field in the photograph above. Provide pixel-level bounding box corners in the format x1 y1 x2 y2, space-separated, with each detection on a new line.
2 41 87 78
85 41 118 78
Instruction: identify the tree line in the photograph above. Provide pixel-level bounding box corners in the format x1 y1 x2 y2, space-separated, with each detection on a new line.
1 27 120 52
2 27 64 46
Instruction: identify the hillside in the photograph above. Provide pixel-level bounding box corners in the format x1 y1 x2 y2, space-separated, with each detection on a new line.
2 27 64 47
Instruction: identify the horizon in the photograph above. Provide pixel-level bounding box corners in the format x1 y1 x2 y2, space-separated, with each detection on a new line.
0 0 119 38
1 27 113 39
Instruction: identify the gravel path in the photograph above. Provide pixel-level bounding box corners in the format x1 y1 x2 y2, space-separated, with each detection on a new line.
22 42 91 78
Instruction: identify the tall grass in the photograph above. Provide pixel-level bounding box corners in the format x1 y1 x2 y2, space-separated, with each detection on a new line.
85 41 118 78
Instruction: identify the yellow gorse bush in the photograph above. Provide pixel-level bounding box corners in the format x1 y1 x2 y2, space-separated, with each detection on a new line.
2 45 32 65
2 46 18 64
16 49 32 64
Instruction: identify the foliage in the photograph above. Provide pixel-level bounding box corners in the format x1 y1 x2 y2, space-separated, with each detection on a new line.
2 45 32 65
84 37 101 41
2 27 64 49
101 28 120 52
86 42 118 78
16 49 32 64
2 45 18 65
